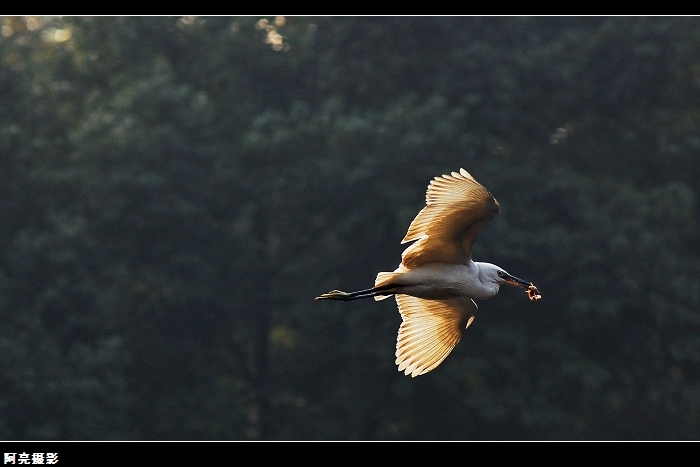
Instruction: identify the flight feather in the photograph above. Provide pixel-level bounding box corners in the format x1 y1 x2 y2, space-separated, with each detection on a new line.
400 168 499 268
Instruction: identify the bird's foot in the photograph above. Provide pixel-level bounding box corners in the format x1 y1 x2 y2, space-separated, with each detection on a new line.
316 290 352 300
315 290 352 301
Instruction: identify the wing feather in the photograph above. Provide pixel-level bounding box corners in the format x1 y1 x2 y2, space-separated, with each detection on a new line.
394 294 477 377
401 169 499 268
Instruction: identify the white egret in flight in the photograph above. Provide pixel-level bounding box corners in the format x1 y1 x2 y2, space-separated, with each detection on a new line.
316 168 541 377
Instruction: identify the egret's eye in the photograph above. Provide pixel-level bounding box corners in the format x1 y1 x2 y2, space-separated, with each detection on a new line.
497 270 505 278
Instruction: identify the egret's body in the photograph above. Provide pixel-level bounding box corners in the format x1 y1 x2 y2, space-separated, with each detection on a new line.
317 168 540 377
374 262 501 301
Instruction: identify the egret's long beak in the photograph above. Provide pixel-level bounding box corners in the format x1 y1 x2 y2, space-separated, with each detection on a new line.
501 272 531 289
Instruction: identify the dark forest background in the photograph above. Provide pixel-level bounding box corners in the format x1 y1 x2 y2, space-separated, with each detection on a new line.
1 16 700 440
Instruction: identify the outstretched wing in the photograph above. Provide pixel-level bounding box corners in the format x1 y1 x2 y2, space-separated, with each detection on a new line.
401 168 499 268
394 294 477 377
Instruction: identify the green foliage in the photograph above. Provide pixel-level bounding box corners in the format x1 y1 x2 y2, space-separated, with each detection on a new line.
0 16 699 440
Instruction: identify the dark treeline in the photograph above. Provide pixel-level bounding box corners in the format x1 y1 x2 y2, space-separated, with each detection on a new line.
1 16 699 440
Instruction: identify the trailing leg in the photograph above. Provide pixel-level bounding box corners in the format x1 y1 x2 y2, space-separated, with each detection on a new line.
315 284 395 301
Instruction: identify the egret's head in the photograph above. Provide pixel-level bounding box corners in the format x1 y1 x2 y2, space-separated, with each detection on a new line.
477 263 541 300
494 266 542 300
495 268 531 289
479 263 528 288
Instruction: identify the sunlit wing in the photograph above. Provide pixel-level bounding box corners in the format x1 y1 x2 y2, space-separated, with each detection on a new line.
394 294 477 377
400 168 499 268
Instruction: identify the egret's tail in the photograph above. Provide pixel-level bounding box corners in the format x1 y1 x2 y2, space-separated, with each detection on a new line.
373 271 402 301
